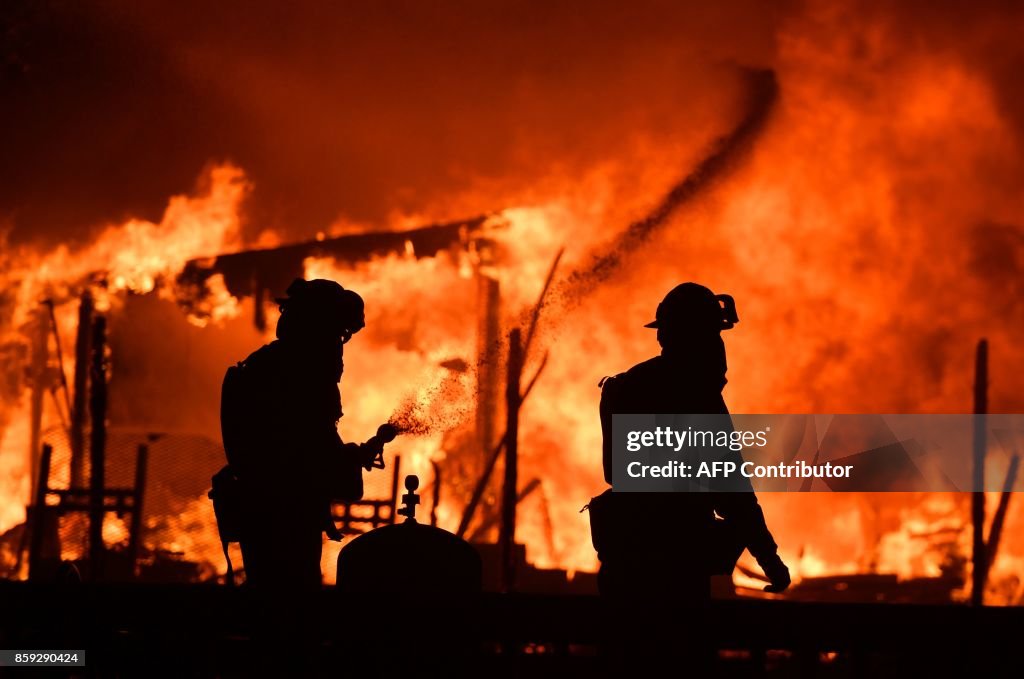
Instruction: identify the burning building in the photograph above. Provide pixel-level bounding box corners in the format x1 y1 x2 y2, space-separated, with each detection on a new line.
2 0 1024 613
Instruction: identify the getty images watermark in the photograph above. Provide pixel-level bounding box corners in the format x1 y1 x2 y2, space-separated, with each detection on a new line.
611 414 1024 493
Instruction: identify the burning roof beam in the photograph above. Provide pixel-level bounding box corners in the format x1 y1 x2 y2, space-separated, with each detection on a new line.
177 216 489 305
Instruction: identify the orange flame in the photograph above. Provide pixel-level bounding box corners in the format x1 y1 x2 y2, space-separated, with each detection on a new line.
2 3 1024 605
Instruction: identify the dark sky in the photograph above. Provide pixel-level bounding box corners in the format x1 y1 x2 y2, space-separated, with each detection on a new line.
0 0 781 246
2 0 1022 248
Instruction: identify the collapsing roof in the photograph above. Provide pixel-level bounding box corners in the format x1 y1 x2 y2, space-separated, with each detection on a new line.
175 215 489 328
178 216 488 299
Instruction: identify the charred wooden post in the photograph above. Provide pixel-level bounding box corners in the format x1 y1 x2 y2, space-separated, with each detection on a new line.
971 339 988 606
89 315 108 580
128 443 149 572
985 454 1019 583
27 443 53 581
520 248 563 361
476 265 501 464
457 353 548 538
458 249 559 538
70 291 93 489
28 309 48 500
500 327 523 593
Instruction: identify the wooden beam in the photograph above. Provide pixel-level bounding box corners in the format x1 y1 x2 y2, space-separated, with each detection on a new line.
70 291 93 489
27 444 53 581
89 316 108 581
971 339 988 606
500 328 523 593
28 309 48 502
984 454 1019 584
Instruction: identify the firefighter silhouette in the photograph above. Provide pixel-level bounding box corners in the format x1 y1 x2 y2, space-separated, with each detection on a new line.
219 278 397 589
591 283 790 597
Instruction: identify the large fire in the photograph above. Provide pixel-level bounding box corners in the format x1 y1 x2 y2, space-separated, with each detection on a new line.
2 3 1023 605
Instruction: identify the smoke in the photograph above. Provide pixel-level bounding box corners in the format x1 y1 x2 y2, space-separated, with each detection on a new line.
4 0 1023 254
559 68 779 306
1 0 783 246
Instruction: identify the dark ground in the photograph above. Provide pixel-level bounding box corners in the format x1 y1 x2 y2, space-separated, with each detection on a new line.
1 581 1021 677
